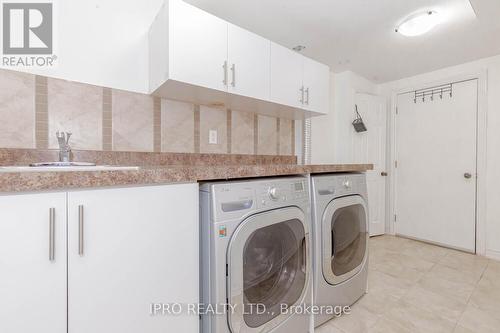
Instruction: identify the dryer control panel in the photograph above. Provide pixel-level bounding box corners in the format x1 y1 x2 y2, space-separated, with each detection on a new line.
315 174 367 197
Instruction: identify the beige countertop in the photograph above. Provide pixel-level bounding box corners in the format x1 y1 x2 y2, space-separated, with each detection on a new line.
0 163 373 193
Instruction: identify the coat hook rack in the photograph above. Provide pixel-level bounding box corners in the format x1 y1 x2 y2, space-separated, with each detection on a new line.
414 83 453 103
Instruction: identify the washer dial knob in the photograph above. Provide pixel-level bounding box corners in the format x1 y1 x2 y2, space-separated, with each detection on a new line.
268 186 279 200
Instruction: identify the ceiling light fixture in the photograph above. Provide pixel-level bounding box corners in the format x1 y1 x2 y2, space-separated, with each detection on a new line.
396 11 441 37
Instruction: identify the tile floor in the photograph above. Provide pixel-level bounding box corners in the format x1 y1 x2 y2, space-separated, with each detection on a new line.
316 235 500 333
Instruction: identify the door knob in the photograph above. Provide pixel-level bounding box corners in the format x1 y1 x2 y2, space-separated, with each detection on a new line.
381 172 388 177
464 173 472 179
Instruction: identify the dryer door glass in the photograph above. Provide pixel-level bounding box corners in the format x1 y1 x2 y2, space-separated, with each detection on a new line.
330 204 367 277
242 218 306 328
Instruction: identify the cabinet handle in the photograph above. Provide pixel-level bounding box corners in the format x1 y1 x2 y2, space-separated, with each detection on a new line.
300 86 305 104
49 208 55 261
222 61 228 86
230 64 236 87
305 88 310 105
78 205 84 256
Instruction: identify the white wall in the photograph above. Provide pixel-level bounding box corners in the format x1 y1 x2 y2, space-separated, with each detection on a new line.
311 71 379 164
0 0 163 93
379 54 500 259
310 72 335 164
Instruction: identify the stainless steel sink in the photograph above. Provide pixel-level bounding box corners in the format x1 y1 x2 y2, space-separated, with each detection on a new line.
29 162 97 167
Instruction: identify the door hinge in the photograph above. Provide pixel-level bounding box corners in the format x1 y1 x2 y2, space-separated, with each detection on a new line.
396 107 398 115
395 160 398 168
394 214 397 222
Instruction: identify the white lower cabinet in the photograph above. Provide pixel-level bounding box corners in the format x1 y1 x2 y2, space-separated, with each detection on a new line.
0 183 199 333
0 192 67 333
67 184 199 333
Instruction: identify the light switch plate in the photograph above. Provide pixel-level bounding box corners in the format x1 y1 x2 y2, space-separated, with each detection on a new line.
209 130 218 144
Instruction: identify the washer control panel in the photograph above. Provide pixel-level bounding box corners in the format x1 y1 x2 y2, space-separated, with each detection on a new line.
207 177 310 220
258 180 308 208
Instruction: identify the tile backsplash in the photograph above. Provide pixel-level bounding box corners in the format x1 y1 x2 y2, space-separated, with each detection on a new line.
0 70 35 149
0 69 295 156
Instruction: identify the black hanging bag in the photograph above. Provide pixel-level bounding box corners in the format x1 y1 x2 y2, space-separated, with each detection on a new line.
352 105 367 133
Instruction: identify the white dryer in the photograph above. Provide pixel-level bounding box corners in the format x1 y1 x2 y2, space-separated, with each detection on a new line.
200 177 312 333
310 173 369 327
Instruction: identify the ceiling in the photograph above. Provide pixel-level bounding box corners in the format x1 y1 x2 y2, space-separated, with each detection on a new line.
182 0 500 83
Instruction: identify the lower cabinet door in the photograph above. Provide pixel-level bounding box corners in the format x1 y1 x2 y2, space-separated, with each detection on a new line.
67 184 199 333
0 192 67 333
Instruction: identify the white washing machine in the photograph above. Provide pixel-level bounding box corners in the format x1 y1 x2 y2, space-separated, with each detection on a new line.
310 173 369 327
200 177 312 333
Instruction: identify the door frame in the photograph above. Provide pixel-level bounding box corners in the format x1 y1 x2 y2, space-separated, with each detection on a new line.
354 92 387 236
387 70 488 255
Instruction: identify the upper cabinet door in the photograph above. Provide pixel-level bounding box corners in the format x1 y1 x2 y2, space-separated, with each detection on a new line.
0 192 67 333
149 0 331 117
303 57 330 114
227 24 270 101
169 0 228 92
67 184 199 333
270 42 304 108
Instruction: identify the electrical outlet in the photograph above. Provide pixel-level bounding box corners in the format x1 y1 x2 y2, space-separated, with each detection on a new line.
209 130 218 144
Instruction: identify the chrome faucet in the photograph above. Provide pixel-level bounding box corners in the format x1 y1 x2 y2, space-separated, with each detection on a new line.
56 131 72 162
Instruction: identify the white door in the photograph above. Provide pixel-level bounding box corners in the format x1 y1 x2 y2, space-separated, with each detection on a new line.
227 23 270 101
0 192 67 333
270 42 304 108
396 80 477 252
353 93 387 236
303 57 330 114
67 184 199 333
170 0 228 92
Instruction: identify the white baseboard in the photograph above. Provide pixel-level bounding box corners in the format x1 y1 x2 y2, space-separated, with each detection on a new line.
485 249 500 262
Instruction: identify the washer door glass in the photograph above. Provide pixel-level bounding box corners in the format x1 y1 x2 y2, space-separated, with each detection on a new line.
243 219 306 328
322 196 368 285
331 204 367 276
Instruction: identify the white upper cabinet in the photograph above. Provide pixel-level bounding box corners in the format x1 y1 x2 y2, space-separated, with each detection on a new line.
270 42 304 109
149 0 330 117
149 0 228 92
168 0 228 92
227 23 270 101
0 192 67 333
270 43 330 114
303 57 330 114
